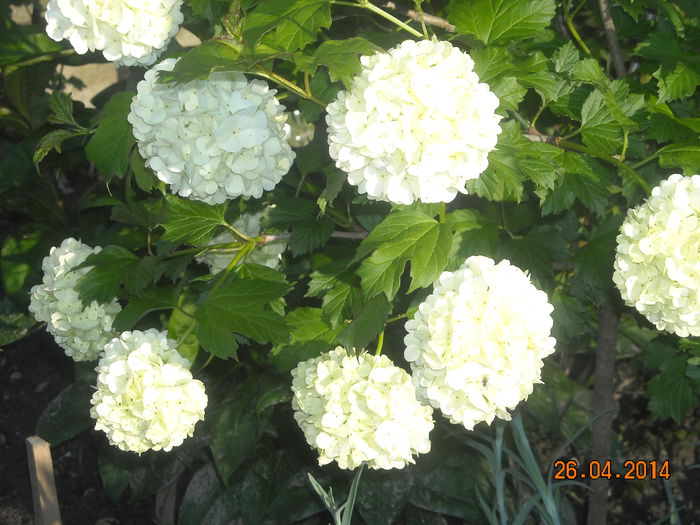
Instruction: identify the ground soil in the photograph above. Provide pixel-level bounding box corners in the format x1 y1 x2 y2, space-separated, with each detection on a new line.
0 330 154 525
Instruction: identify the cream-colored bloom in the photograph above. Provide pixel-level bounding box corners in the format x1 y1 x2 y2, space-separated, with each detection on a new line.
404 256 556 430
90 329 207 453
196 211 285 274
128 58 295 204
613 174 700 336
28 238 121 361
326 38 502 205
291 347 433 470
45 0 183 66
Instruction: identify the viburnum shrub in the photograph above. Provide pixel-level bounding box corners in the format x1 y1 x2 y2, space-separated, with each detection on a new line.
2 0 700 522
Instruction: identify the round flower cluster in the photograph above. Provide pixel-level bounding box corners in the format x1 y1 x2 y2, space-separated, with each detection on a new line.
128 59 296 204
613 174 700 337
28 238 121 361
196 211 285 274
291 347 433 470
326 38 502 205
45 0 183 66
90 329 207 453
404 256 556 430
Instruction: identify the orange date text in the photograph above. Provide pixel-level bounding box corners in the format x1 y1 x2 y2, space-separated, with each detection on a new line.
553 459 670 480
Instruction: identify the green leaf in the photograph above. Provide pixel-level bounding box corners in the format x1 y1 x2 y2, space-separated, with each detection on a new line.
160 194 227 246
647 356 696 423
356 209 452 300
318 167 346 214
574 214 623 293
47 92 79 128
489 76 526 112
656 59 700 102
158 40 244 83
658 140 700 174
36 382 94 446
0 25 64 67
501 225 569 281
1 230 45 300
552 41 580 75
76 246 139 304
270 340 331 371
306 261 357 327
0 297 36 346
167 302 199 363
85 91 135 181
580 90 621 155
243 0 331 51
268 197 333 256
210 399 263 483
98 446 135 504
179 463 226 525
471 46 515 84
338 294 390 351
447 0 556 45
113 285 181 332
195 277 291 358
560 153 610 215
33 128 86 169
312 38 383 87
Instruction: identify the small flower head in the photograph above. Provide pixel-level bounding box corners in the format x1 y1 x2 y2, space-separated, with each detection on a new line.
128 59 296 204
45 0 183 66
404 256 556 430
326 38 502 204
613 173 700 337
90 329 207 453
28 238 121 361
291 347 434 470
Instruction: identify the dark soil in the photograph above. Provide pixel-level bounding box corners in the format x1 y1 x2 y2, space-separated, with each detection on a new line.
0 330 154 525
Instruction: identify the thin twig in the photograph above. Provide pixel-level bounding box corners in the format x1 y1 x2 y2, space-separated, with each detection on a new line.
382 2 456 32
260 231 368 244
596 0 626 77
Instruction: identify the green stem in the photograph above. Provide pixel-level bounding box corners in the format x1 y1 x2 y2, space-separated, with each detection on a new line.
255 67 326 107
620 129 629 162
194 353 215 375
357 0 424 37
558 139 651 195
632 151 659 170
564 3 593 57
374 331 385 356
413 0 430 39
223 222 253 241
439 203 447 223
531 105 546 129
387 313 407 324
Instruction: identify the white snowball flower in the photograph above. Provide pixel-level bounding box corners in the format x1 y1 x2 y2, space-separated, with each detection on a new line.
613 174 700 337
404 256 556 430
196 211 285 274
291 347 433 470
90 329 207 453
44 0 183 66
326 38 502 205
128 58 296 204
28 238 121 361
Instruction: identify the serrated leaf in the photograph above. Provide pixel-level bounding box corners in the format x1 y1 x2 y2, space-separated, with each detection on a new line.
243 0 331 51
268 197 333 256
195 277 291 358
501 225 569 280
33 128 85 168
338 294 390 351
561 153 610 215
447 0 556 45
47 92 79 127
113 285 181 332
658 140 700 174
574 214 623 292
85 91 135 181
0 297 36 346
552 41 579 74
160 194 227 246
179 463 226 525
318 167 346 214
470 46 515 84
312 38 382 87
76 246 139 304
490 76 526 111
647 356 696 423
356 209 451 300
